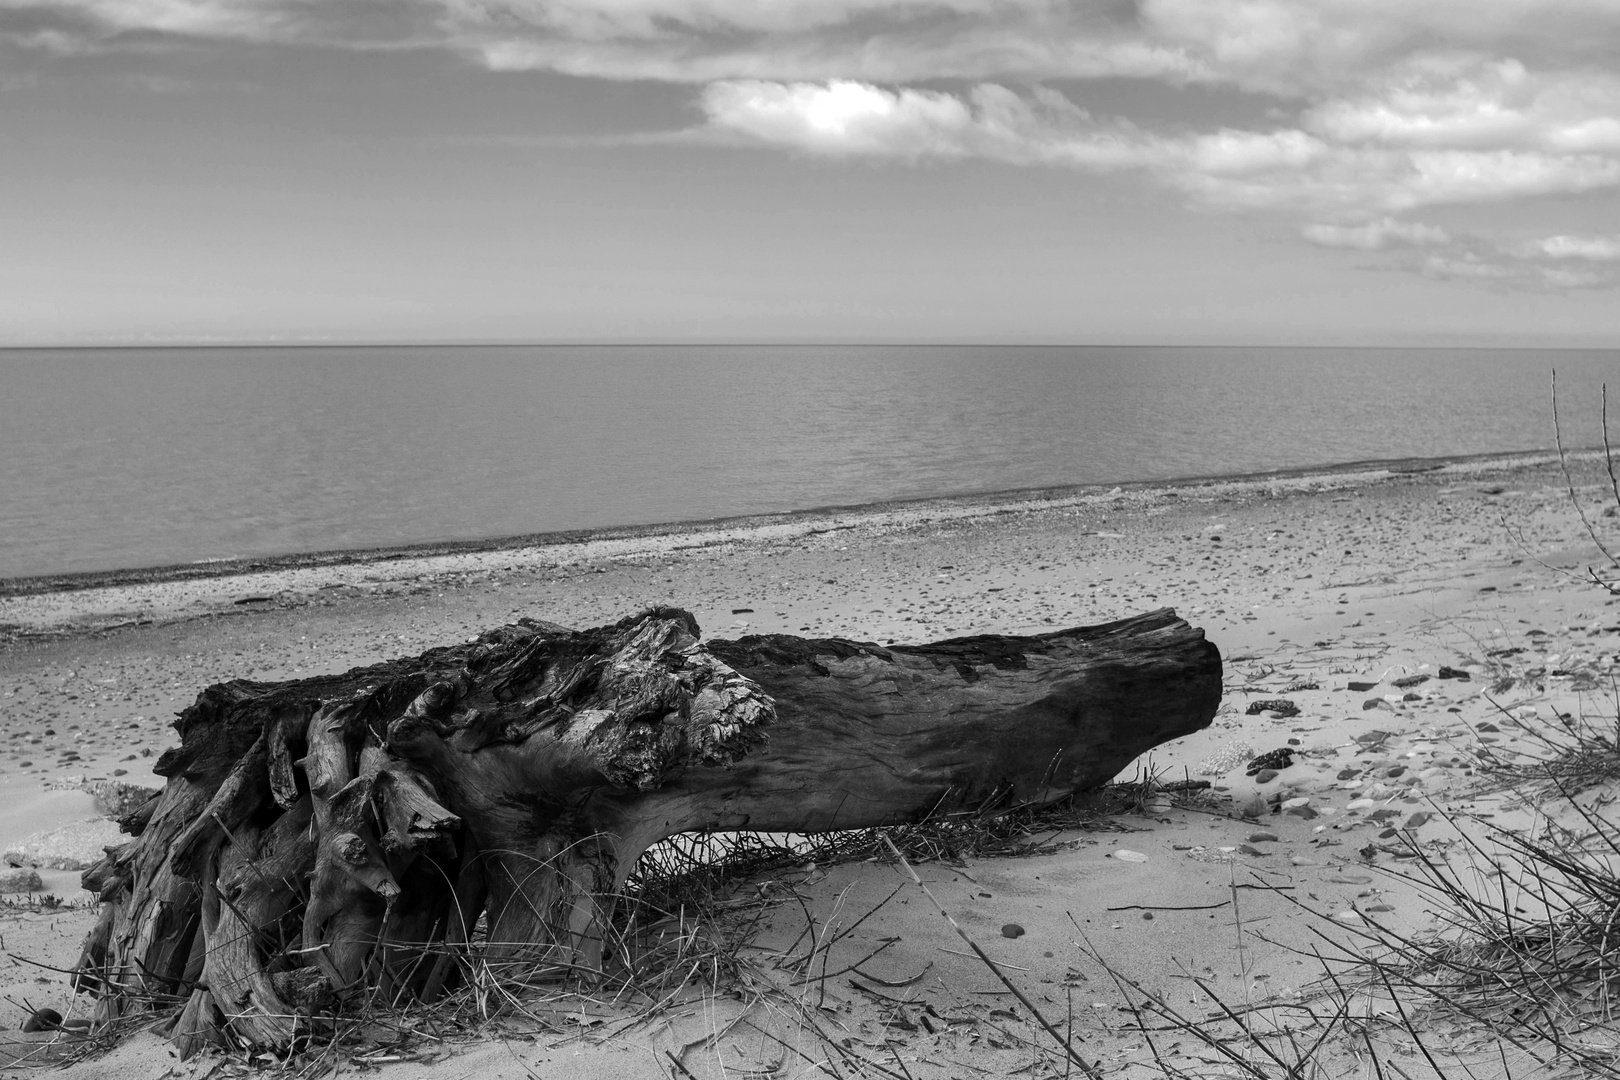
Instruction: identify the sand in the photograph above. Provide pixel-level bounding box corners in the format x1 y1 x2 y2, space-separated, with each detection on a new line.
1 453 1616 1077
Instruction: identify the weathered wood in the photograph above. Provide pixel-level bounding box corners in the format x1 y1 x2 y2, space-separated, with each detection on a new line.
76 605 1220 1053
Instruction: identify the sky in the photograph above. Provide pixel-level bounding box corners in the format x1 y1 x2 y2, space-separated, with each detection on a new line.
2 0 1619 346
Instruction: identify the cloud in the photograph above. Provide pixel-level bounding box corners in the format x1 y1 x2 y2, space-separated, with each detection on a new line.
700 81 981 159
698 80 1163 169
2 0 299 42
1420 251 1618 290
5 0 1615 91
1346 230 1620 291
5 0 1618 289
1531 234 1620 260
696 79 1620 218
1302 218 1450 249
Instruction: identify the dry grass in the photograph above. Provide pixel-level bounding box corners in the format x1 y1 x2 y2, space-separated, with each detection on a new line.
1472 695 1620 802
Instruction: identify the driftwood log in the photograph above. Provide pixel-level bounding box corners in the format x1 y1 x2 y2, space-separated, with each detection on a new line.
75 606 1220 1053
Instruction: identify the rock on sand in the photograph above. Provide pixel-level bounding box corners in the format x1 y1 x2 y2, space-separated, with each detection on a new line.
3 818 123 872
0 867 44 893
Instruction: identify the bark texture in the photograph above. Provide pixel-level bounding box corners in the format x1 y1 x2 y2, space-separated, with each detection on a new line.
76 605 1220 1053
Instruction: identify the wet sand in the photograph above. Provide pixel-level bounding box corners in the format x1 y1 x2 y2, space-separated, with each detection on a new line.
1 452 1616 1077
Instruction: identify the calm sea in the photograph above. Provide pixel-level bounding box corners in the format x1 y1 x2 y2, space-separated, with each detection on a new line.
1 345 1614 580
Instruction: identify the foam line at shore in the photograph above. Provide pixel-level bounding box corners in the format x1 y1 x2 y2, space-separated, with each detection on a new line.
0 448 1599 637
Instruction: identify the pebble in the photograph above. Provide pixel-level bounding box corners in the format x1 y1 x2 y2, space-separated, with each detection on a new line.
1339 779 1363 789
1112 849 1149 863
1253 769 1279 784
0 867 44 893
1346 798 1374 810
21 1008 62 1033
1238 844 1268 856
1195 743 1255 776
1001 923 1025 939
1290 856 1316 866
1247 831 1278 843
1184 848 1236 863
1281 797 1310 809
3 817 125 871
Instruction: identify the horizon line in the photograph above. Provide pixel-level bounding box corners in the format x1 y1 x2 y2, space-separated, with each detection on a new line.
3 338 1617 352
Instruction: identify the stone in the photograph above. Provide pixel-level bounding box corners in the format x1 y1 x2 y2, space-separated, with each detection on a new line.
1347 681 1377 692
1112 849 1149 863
81 780 160 817
21 1008 62 1033
0 868 44 893
1437 666 1471 681
1001 923 1025 939
1195 742 1256 776
3 817 124 871
1247 831 1279 843
1184 847 1236 863
1245 699 1299 717
1246 748 1296 774
1253 768 1279 784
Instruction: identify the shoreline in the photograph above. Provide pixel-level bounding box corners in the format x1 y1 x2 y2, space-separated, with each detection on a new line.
1 441 1617 1076
0 445 1592 599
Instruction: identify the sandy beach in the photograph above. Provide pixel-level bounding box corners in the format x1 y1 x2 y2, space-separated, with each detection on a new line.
1 452 1616 1078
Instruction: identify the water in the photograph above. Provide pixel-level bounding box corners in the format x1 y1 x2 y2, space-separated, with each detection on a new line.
1 345 1614 580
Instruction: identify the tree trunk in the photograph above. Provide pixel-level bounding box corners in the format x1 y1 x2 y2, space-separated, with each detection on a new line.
75 606 1220 1053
